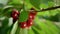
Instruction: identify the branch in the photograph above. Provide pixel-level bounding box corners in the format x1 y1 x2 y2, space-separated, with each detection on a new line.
40 6 60 11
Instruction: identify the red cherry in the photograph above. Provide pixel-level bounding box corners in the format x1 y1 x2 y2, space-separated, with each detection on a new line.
11 9 19 23
11 9 19 17
27 19 33 27
29 13 35 19
19 22 27 28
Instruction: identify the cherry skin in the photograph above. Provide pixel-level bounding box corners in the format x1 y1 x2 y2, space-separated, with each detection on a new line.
27 19 33 27
19 22 27 28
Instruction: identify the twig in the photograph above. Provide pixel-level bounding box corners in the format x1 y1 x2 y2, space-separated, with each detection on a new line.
29 6 60 12
40 6 60 11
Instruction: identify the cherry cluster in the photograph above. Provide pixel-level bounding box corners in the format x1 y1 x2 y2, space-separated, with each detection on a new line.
11 8 37 29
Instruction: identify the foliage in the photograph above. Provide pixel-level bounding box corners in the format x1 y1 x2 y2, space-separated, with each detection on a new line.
0 0 60 34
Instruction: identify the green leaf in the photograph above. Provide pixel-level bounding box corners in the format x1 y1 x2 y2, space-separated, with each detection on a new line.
1 6 13 17
45 20 60 33
19 28 28 34
30 0 40 10
19 10 29 22
28 27 35 34
12 0 21 4
15 26 20 34
3 5 13 10
40 0 53 4
32 26 41 34
34 17 52 34
8 0 22 5
25 0 32 9
34 16 60 34
48 2 54 7
2 17 9 27
11 21 18 34
1 17 9 34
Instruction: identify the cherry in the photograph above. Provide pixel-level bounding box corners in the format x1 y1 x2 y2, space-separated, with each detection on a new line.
19 22 27 28
11 9 19 17
29 11 37 20
27 19 33 27
29 13 35 20
11 9 19 23
19 19 33 28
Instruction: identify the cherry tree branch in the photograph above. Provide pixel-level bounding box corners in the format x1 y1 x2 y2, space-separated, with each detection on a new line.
29 6 60 12
37 6 60 12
